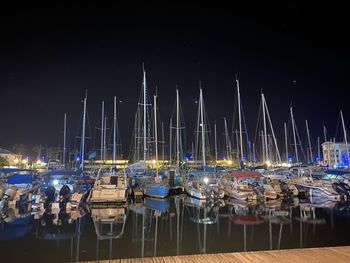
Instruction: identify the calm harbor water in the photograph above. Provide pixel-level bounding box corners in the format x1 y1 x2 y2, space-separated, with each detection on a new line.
1 195 350 262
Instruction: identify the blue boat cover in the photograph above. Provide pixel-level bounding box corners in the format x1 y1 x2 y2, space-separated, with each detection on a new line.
7 173 33 184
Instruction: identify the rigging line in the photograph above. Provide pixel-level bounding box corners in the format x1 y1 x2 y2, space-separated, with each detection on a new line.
241 99 251 157
253 98 263 149
231 82 238 135
92 125 97 151
85 107 93 151
295 121 307 162
334 112 341 142
116 109 123 158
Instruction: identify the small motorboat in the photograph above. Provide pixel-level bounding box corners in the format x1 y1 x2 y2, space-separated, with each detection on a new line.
39 169 90 209
87 167 128 205
221 170 278 201
185 170 224 200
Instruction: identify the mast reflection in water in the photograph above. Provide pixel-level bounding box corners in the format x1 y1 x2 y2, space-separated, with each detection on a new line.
1 196 350 262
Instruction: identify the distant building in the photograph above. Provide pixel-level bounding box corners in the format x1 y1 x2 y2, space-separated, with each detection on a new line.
0 148 22 166
322 141 350 167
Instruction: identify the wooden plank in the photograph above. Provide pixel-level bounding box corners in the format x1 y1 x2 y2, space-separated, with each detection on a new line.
79 246 350 263
160 256 176 263
132 257 154 263
151 256 165 263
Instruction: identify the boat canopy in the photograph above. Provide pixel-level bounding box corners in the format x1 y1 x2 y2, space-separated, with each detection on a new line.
230 171 263 179
7 173 34 184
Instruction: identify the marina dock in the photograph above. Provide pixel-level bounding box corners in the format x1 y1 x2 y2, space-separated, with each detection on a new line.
79 246 350 263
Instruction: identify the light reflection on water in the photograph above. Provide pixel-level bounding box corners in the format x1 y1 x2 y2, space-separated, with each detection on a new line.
1 196 350 262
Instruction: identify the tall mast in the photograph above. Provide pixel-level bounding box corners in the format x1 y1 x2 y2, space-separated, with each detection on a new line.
323 125 327 142
200 87 206 168
214 123 218 165
169 118 172 167
191 141 194 161
340 110 349 165
81 95 87 171
63 113 67 165
176 89 180 170
290 106 299 163
154 94 158 176
284 122 288 163
103 116 107 161
113 96 117 165
133 113 138 162
224 117 230 161
101 101 104 161
263 93 281 163
161 122 165 164
143 66 147 165
236 77 244 162
305 120 312 163
260 130 265 163
235 130 239 162
262 93 268 162
252 142 256 166
317 136 320 162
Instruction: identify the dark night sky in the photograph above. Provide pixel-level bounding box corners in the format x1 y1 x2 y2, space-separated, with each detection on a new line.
1 3 350 157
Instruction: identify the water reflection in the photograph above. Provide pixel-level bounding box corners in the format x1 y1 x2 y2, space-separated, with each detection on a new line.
35 204 88 262
1 196 350 262
183 197 223 254
90 205 127 260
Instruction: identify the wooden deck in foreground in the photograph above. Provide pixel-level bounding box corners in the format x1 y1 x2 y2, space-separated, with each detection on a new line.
80 246 350 263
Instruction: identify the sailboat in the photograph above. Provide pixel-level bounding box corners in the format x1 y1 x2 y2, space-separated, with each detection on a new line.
87 96 128 204
185 87 224 199
258 92 281 166
167 88 186 190
128 66 152 178
143 94 170 198
127 66 169 198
